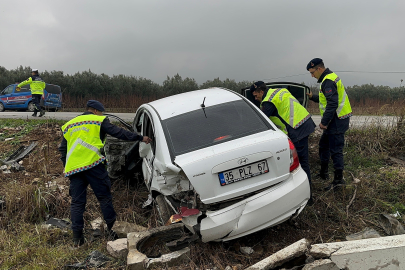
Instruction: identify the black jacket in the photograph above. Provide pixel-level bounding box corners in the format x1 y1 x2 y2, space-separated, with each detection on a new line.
58 112 143 166
310 68 350 134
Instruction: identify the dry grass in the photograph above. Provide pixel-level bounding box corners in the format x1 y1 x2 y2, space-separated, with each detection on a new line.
0 117 405 269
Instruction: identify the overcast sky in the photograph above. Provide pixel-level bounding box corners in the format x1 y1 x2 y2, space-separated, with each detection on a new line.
2 0 404 87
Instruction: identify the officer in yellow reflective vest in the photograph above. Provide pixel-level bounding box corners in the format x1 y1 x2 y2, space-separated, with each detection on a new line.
250 81 316 205
58 100 152 246
306 58 352 191
17 69 46 117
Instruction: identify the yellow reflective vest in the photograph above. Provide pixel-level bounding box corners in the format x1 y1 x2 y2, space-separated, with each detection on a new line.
17 76 46 95
261 88 311 134
319 73 352 119
62 114 107 177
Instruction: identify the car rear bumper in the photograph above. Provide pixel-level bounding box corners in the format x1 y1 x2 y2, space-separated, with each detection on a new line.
185 167 310 242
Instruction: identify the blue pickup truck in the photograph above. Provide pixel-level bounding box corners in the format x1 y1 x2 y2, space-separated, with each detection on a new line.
0 84 62 112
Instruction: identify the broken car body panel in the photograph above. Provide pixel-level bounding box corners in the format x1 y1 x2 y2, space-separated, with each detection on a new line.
131 87 310 242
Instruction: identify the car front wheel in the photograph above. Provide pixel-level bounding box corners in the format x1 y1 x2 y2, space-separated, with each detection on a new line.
0 102 4 112
27 102 35 112
155 195 175 225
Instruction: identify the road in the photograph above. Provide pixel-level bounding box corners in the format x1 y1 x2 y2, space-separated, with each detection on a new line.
0 111 399 128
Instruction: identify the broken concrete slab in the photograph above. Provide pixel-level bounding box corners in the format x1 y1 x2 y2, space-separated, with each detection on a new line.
240 246 254 255
146 247 190 268
245 238 310 270
127 223 186 270
107 238 128 258
91 217 104 230
302 259 339 270
312 234 405 270
379 213 405 236
345 227 381 241
113 221 148 238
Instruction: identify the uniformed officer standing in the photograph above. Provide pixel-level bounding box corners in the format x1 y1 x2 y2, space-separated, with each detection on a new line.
58 100 152 246
306 58 352 191
250 81 316 204
17 69 46 117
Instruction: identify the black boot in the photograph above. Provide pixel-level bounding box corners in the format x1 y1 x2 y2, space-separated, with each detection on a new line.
73 230 84 246
39 109 45 117
318 162 329 180
324 169 345 191
32 111 37 117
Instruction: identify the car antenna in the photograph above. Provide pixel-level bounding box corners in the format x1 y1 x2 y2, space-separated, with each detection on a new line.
201 97 207 118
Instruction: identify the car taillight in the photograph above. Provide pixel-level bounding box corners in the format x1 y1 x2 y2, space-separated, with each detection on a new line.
289 139 300 172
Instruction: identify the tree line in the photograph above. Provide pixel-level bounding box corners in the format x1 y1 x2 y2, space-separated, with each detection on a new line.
1 66 404 107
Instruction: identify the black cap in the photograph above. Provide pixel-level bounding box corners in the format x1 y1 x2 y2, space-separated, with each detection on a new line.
250 81 265 92
306 58 323 70
86 100 105 112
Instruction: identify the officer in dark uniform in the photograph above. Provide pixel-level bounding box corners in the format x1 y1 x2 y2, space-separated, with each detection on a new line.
250 81 316 204
58 100 152 246
306 58 352 191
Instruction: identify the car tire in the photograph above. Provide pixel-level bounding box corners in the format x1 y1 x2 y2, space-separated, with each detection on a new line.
155 195 175 225
27 102 35 112
0 102 4 112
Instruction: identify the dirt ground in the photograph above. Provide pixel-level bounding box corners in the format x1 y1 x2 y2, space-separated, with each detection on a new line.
1 122 403 269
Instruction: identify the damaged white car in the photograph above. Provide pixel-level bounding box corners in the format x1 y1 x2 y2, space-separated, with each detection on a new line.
131 85 310 242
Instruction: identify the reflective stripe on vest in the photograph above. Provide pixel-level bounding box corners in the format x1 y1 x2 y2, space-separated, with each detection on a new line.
319 73 352 119
62 115 106 177
261 88 311 134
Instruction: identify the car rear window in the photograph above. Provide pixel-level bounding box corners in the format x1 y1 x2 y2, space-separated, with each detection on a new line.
45 85 61 94
163 99 272 156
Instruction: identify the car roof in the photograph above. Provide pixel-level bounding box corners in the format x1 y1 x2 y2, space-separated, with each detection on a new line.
148 88 243 120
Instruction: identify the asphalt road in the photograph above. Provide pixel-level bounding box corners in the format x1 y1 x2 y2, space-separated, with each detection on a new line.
0 111 398 128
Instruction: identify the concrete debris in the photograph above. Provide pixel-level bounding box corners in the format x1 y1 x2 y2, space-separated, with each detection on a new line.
345 227 381 241
146 247 190 269
379 213 405 235
0 165 7 170
107 238 128 258
302 259 339 270
225 266 232 270
310 243 344 259
127 224 186 270
65 250 111 269
240 246 254 255
113 221 148 238
245 238 310 270
91 217 104 230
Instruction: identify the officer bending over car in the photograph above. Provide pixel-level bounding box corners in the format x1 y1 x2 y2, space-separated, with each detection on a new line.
17 69 46 117
58 100 152 246
250 81 316 205
306 58 352 191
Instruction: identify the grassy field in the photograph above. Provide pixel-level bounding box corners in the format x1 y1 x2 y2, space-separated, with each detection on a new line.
0 116 404 269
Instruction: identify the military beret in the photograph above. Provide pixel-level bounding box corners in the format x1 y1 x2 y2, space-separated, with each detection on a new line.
87 100 105 112
250 81 265 92
306 58 323 70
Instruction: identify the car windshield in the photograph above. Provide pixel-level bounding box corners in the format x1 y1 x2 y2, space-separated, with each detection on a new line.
163 99 272 156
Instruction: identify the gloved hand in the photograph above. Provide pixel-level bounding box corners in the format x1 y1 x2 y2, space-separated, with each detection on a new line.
16 87 21 91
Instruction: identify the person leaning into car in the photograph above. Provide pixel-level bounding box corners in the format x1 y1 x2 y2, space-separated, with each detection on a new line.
306 58 352 192
58 100 152 246
250 81 316 204
16 69 46 117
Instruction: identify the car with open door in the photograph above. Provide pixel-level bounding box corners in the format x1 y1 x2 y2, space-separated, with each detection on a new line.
131 87 310 243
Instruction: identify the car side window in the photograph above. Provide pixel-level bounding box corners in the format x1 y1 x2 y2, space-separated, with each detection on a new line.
143 113 156 154
135 112 144 133
3 86 14 95
15 86 30 93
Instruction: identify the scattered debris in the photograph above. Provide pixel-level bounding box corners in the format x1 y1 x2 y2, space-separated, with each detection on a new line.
91 217 104 230
107 238 128 258
240 246 254 255
0 142 37 173
112 221 148 238
302 259 339 270
65 250 111 269
44 217 71 230
346 227 381 241
379 213 405 235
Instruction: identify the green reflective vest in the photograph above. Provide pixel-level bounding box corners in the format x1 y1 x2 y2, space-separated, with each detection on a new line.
261 88 311 134
62 114 107 177
17 76 46 95
319 73 352 119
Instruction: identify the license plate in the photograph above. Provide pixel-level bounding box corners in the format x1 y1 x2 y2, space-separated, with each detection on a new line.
218 160 269 186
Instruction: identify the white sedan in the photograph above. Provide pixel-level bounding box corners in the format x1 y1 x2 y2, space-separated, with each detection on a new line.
132 87 310 242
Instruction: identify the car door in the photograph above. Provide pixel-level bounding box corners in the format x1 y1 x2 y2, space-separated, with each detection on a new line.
0 85 15 108
241 82 310 108
10 85 31 108
136 109 156 187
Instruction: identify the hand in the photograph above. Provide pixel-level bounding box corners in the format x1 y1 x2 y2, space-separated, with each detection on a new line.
319 123 328 130
306 91 313 99
16 87 21 91
142 136 152 144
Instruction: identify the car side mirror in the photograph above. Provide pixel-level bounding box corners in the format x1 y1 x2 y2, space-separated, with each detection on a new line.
139 142 151 158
